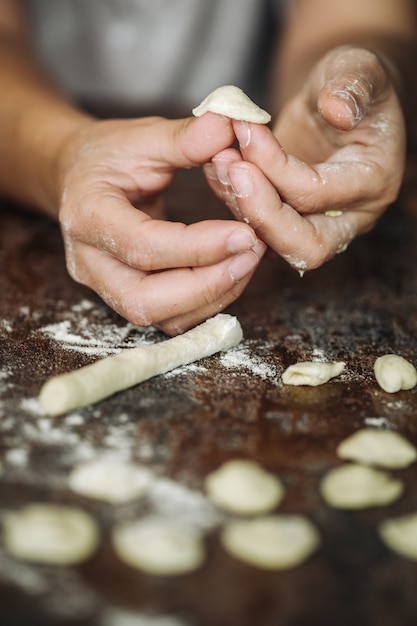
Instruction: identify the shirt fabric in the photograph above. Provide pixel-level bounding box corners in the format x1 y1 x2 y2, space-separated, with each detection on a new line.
23 0 285 112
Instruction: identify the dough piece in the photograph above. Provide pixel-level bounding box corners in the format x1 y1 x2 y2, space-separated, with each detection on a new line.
2 503 99 565
337 429 417 469
220 515 320 570
320 463 404 509
68 458 154 504
205 459 284 516
282 361 345 386
39 313 243 416
112 518 204 575
374 354 417 393
379 511 417 561
192 85 271 124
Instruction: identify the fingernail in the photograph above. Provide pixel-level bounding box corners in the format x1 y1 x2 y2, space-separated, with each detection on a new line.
212 159 231 185
227 228 256 254
229 165 253 198
252 238 267 257
204 162 218 181
234 121 251 148
331 90 361 124
229 250 258 282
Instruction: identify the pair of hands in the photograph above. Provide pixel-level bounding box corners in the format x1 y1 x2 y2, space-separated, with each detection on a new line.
57 47 406 335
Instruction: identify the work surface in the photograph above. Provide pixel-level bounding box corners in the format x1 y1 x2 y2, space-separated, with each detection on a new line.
2 160 417 626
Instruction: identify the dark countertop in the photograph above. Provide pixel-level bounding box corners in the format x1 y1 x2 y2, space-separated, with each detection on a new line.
2 159 417 626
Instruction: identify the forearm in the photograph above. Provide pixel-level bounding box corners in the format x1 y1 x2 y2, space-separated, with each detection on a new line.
0 33 93 217
273 0 417 132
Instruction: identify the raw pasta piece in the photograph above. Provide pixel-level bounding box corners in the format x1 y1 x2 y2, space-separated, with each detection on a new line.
2 503 99 565
39 313 243 416
282 361 345 386
205 459 284 515
374 354 417 393
68 458 154 504
192 85 271 124
379 511 417 561
220 515 320 570
320 463 403 509
337 429 417 469
112 518 204 575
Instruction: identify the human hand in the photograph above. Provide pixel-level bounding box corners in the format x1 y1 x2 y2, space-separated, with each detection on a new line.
56 113 265 334
205 47 406 274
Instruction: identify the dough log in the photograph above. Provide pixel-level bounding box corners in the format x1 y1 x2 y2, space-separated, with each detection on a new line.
39 314 243 416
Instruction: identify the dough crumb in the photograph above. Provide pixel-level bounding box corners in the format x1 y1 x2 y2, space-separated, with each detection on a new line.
205 459 284 515
192 85 271 124
379 511 417 561
320 463 404 509
68 458 154 504
220 515 320 570
2 503 99 565
374 354 417 393
337 429 417 469
282 361 345 386
112 518 205 575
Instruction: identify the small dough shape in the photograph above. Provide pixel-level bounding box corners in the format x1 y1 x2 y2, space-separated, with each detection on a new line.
320 463 404 509
374 354 417 393
39 313 243 416
379 511 417 561
2 503 99 565
205 459 284 516
112 518 204 575
68 458 154 504
337 429 417 469
282 361 345 387
192 85 271 124
221 515 320 570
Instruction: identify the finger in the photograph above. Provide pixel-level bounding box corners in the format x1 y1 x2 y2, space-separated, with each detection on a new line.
67 239 266 329
157 270 254 336
226 161 376 271
232 121 391 213
61 190 259 271
139 112 237 170
307 47 390 131
204 149 245 220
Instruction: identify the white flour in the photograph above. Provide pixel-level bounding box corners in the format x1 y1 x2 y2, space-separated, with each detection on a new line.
219 341 279 382
38 299 157 356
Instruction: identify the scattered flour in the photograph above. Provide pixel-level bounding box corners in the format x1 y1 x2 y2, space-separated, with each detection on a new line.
364 417 393 429
0 367 14 396
219 341 278 382
148 478 224 532
5 448 29 468
38 300 158 357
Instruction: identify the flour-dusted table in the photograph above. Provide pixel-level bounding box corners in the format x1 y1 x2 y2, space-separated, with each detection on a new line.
2 158 417 626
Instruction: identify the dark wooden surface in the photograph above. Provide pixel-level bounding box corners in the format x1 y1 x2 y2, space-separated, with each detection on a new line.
2 158 417 626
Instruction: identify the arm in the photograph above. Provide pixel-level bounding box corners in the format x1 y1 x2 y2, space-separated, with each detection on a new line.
205 0 416 273
0 1 265 334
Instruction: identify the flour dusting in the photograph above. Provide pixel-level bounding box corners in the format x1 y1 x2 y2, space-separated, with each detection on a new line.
220 341 279 382
148 478 224 532
38 300 158 356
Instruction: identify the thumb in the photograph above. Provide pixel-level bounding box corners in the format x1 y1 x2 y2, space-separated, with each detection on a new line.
159 112 236 168
309 47 390 131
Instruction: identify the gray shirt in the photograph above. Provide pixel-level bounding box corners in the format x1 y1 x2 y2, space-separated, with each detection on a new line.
23 0 284 111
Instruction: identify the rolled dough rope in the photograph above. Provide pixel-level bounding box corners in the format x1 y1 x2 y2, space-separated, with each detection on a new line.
192 85 271 124
39 313 243 416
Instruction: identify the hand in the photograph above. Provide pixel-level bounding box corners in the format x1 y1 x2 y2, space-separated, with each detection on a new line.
56 113 265 334
205 46 406 274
